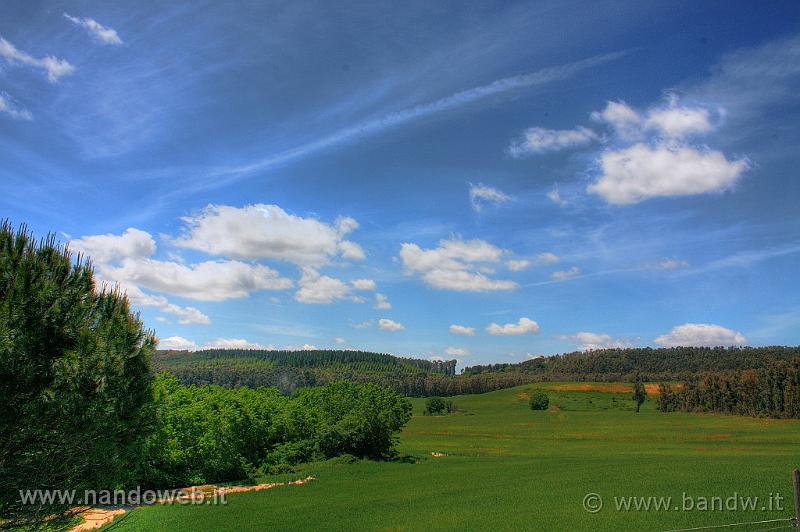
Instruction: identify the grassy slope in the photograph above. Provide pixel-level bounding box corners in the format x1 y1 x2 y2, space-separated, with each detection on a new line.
109 384 800 531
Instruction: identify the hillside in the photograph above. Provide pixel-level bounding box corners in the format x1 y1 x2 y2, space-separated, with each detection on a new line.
153 349 458 394
153 346 800 397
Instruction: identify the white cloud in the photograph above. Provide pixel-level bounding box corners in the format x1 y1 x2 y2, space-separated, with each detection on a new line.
334 337 347 344
508 126 598 156
645 258 689 270
486 317 540 336
0 37 74 82
551 266 581 280
445 346 469 357
449 324 476 336
70 228 156 264
591 101 642 140
295 268 351 304
107 258 292 301
157 336 272 351
400 238 517 292
63 13 123 45
378 318 404 332
0 92 32 121
339 240 366 260
547 185 567 207
124 285 210 325
351 279 377 291
352 320 374 329
534 252 560 265
644 105 713 139
563 332 633 351
588 143 749 205
374 293 391 309
505 259 530 272
174 204 365 267
654 323 747 347
158 336 198 351
469 183 513 212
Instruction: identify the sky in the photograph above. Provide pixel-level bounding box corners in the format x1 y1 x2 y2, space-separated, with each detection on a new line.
2 1 800 367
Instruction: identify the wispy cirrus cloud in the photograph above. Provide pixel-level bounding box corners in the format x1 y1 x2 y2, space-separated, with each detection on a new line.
0 92 32 121
173 51 628 190
0 37 74 82
64 13 123 45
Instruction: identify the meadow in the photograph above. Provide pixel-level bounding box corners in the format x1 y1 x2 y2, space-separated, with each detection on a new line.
107 383 800 531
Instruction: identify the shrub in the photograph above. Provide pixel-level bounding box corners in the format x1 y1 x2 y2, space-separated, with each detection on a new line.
529 391 550 411
424 397 454 415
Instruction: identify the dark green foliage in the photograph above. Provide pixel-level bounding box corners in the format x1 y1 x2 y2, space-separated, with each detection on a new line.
632 375 647 412
659 358 800 418
155 346 800 398
529 392 550 411
0 222 156 528
424 397 454 415
141 376 412 487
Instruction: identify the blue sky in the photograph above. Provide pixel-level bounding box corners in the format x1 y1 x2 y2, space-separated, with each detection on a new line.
2 1 800 366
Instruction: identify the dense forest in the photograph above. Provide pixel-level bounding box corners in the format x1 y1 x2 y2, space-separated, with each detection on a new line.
155 346 800 397
658 358 800 418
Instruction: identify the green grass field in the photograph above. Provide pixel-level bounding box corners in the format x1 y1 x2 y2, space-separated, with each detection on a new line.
107 384 800 531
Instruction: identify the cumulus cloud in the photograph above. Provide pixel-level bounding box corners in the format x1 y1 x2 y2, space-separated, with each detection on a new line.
588 143 749 205
508 126 598 156
352 320 374 329
550 266 581 280
591 99 714 141
469 183 513 212
505 259 530 272
449 324 476 336
563 331 633 351
106 258 292 301
174 204 365 267
0 37 74 82
0 92 32 121
378 318 404 332
295 268 351 304
486 317 540 336
70 228 156 264
534 252 560 265
374 293 391 309
351 279 376 291
63 13 123 45
399 238 517 292
158 336 199 351
654 323 747 347
445 346 469 357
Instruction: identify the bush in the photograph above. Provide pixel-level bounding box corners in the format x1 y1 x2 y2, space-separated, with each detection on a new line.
529 391 550 411
424 397 454 415
141 378 412 487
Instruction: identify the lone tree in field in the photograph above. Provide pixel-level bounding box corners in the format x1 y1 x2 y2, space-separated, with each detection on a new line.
632 375 647 412
529 391 549 411
424 396 453 415
0 222 156 529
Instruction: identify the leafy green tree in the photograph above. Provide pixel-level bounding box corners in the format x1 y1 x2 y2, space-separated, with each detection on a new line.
529 391 549 411
0 222 156 528
424 397 453 415
632 375 647 412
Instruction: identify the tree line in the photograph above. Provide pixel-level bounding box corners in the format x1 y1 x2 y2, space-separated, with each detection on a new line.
658 358 800 418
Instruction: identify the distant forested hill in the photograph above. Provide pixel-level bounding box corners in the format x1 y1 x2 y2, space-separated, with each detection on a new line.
153 346 800 396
